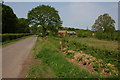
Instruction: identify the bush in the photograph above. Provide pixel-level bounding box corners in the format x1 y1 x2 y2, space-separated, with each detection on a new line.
65 52 74 59
76 29 120 41
95 31 120 41
77 30 92 38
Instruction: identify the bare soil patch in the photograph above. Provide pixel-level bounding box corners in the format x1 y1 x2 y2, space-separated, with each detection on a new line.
62 50 118 75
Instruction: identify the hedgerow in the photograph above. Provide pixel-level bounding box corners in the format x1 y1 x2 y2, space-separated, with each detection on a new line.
1 33 32 42
77 30 120 41
77 30 93 38
95 31 120 41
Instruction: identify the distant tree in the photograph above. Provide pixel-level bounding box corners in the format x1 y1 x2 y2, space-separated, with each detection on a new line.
17 18 30 33
2 4 18 33
92 13 115 32
28 5 62 37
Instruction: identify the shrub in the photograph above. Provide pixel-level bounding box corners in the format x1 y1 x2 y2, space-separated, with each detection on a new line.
77 30 92 38
65 52 74 59
95 31 120 41
77 56 82 62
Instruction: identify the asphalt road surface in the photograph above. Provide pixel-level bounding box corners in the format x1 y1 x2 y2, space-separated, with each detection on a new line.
2 36 37 78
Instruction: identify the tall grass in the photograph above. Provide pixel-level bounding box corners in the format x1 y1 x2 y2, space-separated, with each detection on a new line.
28 37 114 78
66 37 118 51
27 37 119 78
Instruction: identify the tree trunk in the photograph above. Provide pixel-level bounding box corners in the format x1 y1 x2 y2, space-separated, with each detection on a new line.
42 26 46 37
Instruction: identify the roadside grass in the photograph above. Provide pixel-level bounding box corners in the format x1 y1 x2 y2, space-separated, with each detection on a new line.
1 35 33 47
26 38 57 78
27 37 118 78
26 60 57 78
60 37 119 76
66 37 118 51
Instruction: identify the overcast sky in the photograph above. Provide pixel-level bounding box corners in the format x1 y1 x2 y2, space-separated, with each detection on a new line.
4 2 118 30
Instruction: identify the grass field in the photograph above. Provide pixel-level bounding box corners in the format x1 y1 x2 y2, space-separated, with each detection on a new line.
27 36 119 78
66 37 118 51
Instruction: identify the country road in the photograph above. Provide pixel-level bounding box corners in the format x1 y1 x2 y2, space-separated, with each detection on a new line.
2 36 37 78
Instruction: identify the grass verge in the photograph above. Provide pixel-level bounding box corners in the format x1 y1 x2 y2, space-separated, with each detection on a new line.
26 37 117 78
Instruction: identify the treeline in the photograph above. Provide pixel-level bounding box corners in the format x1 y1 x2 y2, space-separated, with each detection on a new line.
2 3 30 34
77 29 120 41
95 31 120 41
1 3 32 42
59 27 120 41
58 27 79 31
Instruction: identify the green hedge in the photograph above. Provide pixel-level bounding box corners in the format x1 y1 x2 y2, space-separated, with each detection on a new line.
77 30 93 38
77 30 120 41
1 33 32 42
95 31 120 41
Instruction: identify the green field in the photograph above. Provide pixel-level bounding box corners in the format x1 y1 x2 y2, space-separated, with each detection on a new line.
26 36 119 78
66 37 118 51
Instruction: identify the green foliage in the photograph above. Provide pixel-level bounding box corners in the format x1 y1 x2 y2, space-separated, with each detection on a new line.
65 52 74 59
61 37 118 76
2 4 18 33
59 27 79 31
0 3 2 34
62 38 119 68
28 5 62 36
95 31 120 41
2 4 30 34
16 18 30 33
1 33 32 42
77 56 82 62
86 57 90 60
92 61 101 72
77 29 93 38
27 61 57 78
77 29 119 41
92 13 115 32
34 37 103 78
28 37 119 78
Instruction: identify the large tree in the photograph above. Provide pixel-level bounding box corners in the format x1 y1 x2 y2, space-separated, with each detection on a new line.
92 13 115 32
28 5 62 36
16 18 30 33
2 4 18 33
